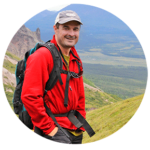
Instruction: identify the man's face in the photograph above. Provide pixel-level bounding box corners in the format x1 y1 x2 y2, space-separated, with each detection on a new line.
54 21 80 49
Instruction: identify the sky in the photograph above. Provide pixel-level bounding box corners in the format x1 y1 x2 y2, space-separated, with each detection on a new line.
48 3 70 11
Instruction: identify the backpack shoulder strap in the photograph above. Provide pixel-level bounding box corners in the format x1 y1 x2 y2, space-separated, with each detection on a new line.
37 42 63 91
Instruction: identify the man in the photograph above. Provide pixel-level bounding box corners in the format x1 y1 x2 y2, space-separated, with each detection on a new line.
21 10 94 144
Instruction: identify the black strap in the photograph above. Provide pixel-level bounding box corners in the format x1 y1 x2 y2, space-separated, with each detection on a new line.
67 110 83 128
42 42 63 90
16 60 25 78
54 110 95 137
70 50 80 61
55 65 63 85
64 72 71 107
44 102 71 140
58 45 69 67
75 111 95 137
34 100 71 140
25 50 30 61
37 42 69 107
54 110 82 129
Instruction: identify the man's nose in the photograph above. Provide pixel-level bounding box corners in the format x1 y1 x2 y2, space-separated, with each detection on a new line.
68 30 75 36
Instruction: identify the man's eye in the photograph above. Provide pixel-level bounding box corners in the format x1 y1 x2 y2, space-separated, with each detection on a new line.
74 28 79 31
64 26 69 30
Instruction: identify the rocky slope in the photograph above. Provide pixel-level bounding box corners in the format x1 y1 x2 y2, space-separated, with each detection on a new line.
7 25 43 58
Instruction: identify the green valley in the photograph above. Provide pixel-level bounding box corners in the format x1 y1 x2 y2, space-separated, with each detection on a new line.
83 63 147 99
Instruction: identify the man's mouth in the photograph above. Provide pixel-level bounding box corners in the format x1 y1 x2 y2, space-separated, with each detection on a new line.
65 35 76 40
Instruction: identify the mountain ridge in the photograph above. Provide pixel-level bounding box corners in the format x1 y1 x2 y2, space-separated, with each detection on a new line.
7 25 43 58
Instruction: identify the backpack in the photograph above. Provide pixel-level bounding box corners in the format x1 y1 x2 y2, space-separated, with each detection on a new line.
13 41 95 138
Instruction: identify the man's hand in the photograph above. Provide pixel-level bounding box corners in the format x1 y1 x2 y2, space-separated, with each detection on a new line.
48 127 58 136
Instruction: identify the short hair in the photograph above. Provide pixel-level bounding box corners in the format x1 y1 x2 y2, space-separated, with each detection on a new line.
55 23 60 29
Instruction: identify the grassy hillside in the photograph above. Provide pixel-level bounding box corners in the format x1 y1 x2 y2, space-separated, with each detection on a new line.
83 76 122 111
83 76 96 88
84 86 122 111
3 59 16 74
3 51 21 74
82 94 144 143
6 51 21 61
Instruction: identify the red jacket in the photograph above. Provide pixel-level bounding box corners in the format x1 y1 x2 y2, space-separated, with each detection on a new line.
21 35 86 135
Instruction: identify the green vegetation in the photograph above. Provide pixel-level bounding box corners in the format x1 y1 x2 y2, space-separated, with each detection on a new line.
109 94 123 101
83 63 147 81
82 77 123 111
100 41 144 59
3 83 15 108
3 52 17 108
3 59 16 74
6 51 21 61
83 63 147 99
83 76 96 88
82 94 144 143
79 50 147 67
84 87 122 111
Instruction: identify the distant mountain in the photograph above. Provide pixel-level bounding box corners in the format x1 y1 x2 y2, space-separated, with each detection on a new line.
24 4 144 59
7 25 43 58
25 10 57 41
25 4 131 41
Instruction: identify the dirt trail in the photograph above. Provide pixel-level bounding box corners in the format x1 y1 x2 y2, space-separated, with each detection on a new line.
84 83 103 92
3 55 16 89
3 68 16 86
4 55 18 64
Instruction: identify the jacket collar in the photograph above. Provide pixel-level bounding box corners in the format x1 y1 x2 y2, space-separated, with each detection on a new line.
50 35 81 62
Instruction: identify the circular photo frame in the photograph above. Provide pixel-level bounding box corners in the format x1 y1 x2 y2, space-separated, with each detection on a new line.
2 3 148 145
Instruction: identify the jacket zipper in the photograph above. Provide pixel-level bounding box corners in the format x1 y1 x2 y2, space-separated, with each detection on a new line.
69 86 72 91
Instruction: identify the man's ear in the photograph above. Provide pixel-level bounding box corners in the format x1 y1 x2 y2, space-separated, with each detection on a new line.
53 25 57 33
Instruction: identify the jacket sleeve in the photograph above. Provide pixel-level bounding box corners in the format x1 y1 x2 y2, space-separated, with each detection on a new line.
21 47 56 135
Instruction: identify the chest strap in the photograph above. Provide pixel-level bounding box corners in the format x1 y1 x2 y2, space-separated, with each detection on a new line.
60 70 83 107
64 72 71 107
